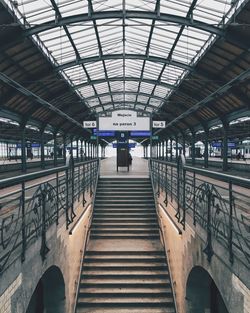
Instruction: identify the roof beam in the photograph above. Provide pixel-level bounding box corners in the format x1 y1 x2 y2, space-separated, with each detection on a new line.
56 53 192 72
74 76 174 90
85 91 165 102
0 72 85 130
165 67 250 129
24 11 224 37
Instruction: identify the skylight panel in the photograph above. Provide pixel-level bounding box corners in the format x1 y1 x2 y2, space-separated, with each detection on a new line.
137 95 149 104
95 82 110 94
143 61 163 80
88 99 100 107
125 59 144 77
160 0 190 17
154 85 170 98
110 81 124 92
148 98 162 107
126 0 155 11
93 0 122 12
125 94 137 102
125 81 139 91
139 82 154 94
59 0 88 17
64 66 88 85
78 86 96 98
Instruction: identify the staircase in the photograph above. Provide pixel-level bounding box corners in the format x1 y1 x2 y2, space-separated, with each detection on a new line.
76 177 176 313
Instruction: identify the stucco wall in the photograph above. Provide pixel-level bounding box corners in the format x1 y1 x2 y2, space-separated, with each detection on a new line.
0 190 92 313
157 193 249 313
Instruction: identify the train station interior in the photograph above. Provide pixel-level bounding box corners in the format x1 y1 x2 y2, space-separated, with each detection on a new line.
0 0 249 312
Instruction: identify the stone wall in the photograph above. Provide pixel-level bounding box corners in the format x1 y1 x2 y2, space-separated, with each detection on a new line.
0 190 92 313
157 193 249 313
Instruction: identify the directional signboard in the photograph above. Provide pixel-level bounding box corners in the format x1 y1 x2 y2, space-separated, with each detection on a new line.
153 121 166 128
99 110 150 131
83 121 96 128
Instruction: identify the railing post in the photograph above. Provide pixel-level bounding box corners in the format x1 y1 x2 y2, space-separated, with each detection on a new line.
40 185 50 260
65 168 70 229
180 167 186 230
203 185 214 262
229 181 234 264
164 163 168 206
56 172 59 225
21 182 26 262
193 172 196 226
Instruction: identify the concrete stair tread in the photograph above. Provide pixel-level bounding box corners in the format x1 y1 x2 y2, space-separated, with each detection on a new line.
85 251 165 256
81 271 168 276
90 235 160 239
81 276 169 282
83 260 167 266
77 307 175 313
77 297 173 304
79 287 171 293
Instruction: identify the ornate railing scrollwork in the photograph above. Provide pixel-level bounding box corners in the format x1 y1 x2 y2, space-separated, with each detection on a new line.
0 158 99 274
150 158 250 268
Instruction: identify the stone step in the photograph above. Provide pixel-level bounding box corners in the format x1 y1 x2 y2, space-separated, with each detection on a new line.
91 229 159 234
92 219 157 224
77 307 175 313
80 277 170 284
85 251 165 256
94 209 155 213
83 257 166 263
79 291 172 298
79 282 170 289
82 264 167 270
79 287 171 294
90 234 160 239
93 213 156 217
77 298 174 306
91 224 158 228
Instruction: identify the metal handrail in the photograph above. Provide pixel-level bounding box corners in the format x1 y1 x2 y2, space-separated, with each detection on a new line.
73 159 100 313
149 159 178 313
151 158 250 187
0 158 98 189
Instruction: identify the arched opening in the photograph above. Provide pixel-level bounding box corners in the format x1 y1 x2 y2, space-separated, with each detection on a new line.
26 266 65 313
186 266 229 313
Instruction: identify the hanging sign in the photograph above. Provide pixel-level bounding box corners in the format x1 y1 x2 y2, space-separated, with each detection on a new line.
99 110 150 131
153 121 166 128
83 121 96 128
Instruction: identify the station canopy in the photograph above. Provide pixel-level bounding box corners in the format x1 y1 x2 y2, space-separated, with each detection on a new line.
0 0 249 139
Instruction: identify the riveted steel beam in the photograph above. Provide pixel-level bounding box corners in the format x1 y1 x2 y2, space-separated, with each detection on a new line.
74 76 175 90
24 11 224 37
56 53 192 72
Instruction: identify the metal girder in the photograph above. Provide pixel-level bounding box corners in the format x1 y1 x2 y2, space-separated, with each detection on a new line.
57 53 192 72
24 11 224 37
74 76 175 90
165 67 250 129
87 100 160 111
0 72 85 130
85 91 165 102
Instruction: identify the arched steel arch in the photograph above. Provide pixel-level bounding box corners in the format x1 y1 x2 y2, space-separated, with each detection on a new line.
24 11 224 37
74 76 175 90
85 91 167 102
56 54 192 72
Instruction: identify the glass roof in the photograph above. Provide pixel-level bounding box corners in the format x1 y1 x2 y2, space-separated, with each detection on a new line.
4 0 245 114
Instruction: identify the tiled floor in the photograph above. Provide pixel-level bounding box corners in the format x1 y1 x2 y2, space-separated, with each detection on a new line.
100 156 149 177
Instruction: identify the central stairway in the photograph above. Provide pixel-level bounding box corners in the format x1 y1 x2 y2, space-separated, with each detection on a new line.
76 177 176 313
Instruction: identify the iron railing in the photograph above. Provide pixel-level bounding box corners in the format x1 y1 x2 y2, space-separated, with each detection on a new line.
0 158 99 275
149 161 178 313
72 159 100 313
150 157 250 268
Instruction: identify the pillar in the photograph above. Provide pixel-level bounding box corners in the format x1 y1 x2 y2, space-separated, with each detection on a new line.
40 129 45 169
21 125 26 173
170 139 173 162
222 122 229 171
53 132 57 167
204 128 209 169
191 132 196 166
